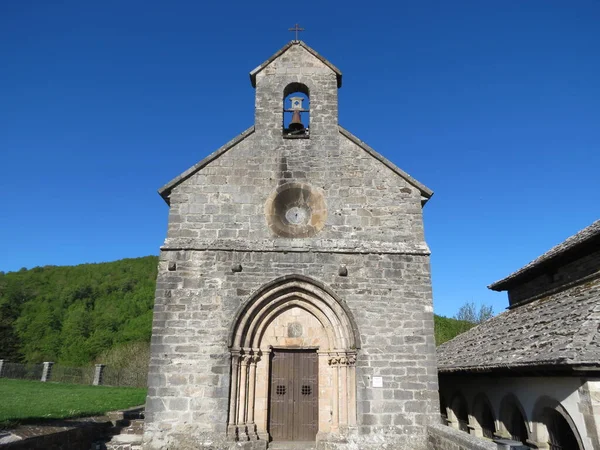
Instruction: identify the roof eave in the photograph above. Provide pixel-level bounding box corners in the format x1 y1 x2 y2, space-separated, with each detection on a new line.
249 40 343 88
438 362 600 376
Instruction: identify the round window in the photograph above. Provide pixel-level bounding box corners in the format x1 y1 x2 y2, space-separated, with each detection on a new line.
265 182 327 238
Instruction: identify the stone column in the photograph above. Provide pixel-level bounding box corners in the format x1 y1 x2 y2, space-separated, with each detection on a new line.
257 348 271 441
237 353 249 440
328 353 340 433
228 351 240 438
0 360 4 378
93 364 105 386
579 380 600 450
41 361 54 382
339 355 348 429
246 351 260 439
347 352 357 426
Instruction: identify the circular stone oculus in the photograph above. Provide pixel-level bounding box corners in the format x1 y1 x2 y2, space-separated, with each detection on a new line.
265 182 327 238
285 206 310 225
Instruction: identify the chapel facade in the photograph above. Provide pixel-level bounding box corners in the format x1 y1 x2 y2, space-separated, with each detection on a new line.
143 40 438 450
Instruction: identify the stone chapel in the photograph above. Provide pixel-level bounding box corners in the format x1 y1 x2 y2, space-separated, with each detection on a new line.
143 40 439 450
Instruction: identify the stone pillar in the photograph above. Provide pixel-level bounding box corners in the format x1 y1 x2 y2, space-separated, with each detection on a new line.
328 353 340 433
246 351 259 439
0 360 4 378
237 353 249 440
347 352 357 426
228 351 240 438
257 348 271 441
579 380 600 450
93 364 105 386
41 361 54 382
339 356 348 429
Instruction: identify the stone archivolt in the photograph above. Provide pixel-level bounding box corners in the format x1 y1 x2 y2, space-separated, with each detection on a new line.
227 276 359 443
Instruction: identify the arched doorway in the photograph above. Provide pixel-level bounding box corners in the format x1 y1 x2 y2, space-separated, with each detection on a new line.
227 275 360 443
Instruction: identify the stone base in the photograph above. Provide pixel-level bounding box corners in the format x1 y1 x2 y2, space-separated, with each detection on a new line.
107 433 143 450
232 440 268 450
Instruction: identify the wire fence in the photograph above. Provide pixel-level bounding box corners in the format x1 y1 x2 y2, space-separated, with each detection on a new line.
1 362 43 380
51 364 95 385
102 366 147 388
0 361 147 388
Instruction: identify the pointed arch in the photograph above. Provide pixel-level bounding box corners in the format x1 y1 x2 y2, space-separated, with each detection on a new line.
228 274 361 351
499 393 529 444
449 391 470 433
532 396 583 450
472 393 496 439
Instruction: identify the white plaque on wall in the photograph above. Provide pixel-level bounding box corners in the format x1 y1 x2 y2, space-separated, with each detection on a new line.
372 376 383 388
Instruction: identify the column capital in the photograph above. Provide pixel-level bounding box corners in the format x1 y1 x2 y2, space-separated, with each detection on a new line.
327 350 357 366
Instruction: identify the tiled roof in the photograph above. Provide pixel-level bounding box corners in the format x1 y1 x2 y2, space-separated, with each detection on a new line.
437 275 600 373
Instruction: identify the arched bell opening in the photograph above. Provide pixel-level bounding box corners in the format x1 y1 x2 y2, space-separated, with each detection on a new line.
283 83 310 138
227 275 360 443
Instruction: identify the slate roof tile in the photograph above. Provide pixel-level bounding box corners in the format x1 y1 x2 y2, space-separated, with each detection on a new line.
437 276 600 372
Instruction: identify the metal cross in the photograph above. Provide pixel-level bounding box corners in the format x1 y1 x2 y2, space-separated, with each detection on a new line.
288 23 305 41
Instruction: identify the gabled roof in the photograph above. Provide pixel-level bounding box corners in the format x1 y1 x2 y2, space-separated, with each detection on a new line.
249 40 343 88
158 125 434 206
489 220 600 291
158 126 255 205
339 126 434 202
437 274 600 374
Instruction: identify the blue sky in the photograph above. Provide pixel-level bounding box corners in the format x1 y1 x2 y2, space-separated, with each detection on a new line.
1 1 598 317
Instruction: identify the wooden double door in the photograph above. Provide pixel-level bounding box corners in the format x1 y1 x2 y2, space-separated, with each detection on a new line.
269 349 318 441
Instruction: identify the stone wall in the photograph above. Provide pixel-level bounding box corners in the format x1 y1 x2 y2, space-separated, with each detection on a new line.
144 249 438 449
427 423 497 450
0 420 110 450
164 129 428 251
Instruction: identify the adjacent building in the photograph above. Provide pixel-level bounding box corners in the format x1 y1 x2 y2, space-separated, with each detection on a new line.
438 220 600 450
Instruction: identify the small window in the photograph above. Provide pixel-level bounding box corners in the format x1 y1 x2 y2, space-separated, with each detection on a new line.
283 83 309 138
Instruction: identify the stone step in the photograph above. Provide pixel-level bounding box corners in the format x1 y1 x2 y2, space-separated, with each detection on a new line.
105 433 143 450
125 419 144 434
268 443 316 450
106 406 145 427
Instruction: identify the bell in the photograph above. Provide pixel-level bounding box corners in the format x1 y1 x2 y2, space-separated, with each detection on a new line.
288 110 305 131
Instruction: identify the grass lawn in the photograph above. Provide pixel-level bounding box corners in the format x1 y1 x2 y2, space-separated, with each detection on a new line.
0 378 147 428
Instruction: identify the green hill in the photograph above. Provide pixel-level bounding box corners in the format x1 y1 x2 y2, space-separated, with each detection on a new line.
0 256 469 365
0 256 158 365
